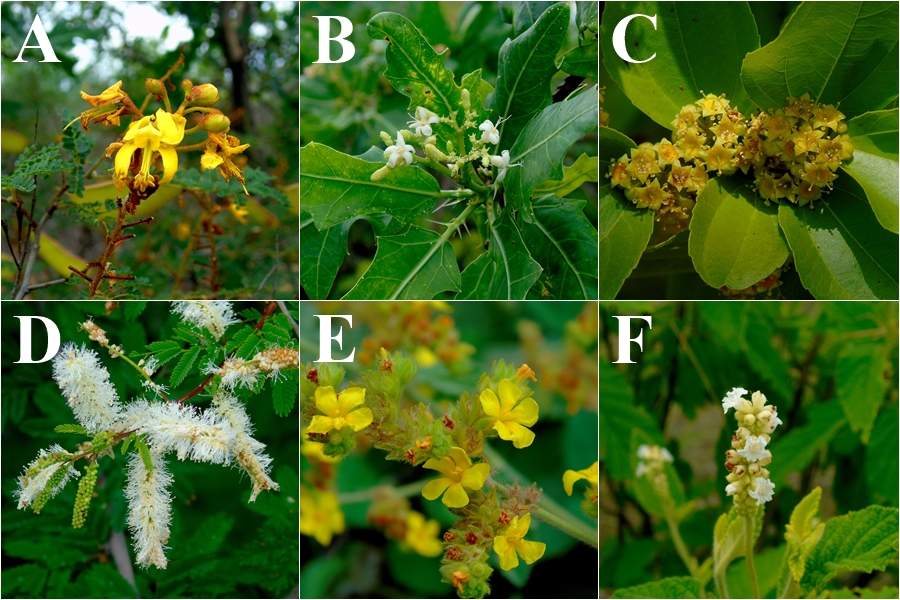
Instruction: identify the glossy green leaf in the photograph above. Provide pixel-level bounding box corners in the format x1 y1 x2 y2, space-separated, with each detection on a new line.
866 406 900 506
841 109 899 233
802 506 899 592
300 213 348 299
600 184 653 299
601 125 638 163
505 88 598 221
688 177 790 290
612 576 701 599
489 2 570 151
600 2 759 128
520 195 598 299
342 225 460 300
533 154 598 197
512 2 555 37
457 209 542 299
741 2 899 118
559 40 598 79
836 340 890 444
300 142 442 229
777 176 899 299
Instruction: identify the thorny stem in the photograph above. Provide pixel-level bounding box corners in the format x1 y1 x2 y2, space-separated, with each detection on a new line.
12 182 70 299
745 515 761 599
76 202 138 299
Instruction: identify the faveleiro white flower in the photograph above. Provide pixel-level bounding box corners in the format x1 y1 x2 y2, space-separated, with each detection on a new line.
489 149 523 183
213 357 261 390
408 107 440 137
722 387 749 413
171 301 237 340
737 434 771 463
124 446 173 569
479 118 502 145
384 131 414 168
52 342 123 434
14 445 78 510
748 477 775 506
123 400 236 465
213 392 280 501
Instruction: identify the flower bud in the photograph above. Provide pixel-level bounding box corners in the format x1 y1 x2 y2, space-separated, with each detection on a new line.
425 144 451 163
370 165 391 182
145 78 167 96
200 113 231 133
743 413 756 426
188 84 220 107
181 79 194 94
380 131 394 145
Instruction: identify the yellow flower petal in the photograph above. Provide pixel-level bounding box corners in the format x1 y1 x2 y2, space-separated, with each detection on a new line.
156 109 186 145
479 388 501 417
337 387 366 414
514 513 532 535
201 151 224 170
314 387 339 416
131 121 162 151
345 407 373 431
509 397 539 427
307 415 334 434
516 539 546 564
442 482 469 508
461 462 490 491
494 420 535 449
448 447 472 469
123 116 152 142
498 379 522 410
423 456 456 478
422 477 452 501
113 143 138 190
562 470 583 496
157 146 179 186
494 536 519 570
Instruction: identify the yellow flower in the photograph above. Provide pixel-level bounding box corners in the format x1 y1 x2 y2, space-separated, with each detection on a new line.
300 427 340 463
201 132 251 193
307 386 373 435
422 447 490 508
479 379 539 449
404 511 443 557
300 488 345 546
493 514 546 570
114 108 186 192
77 80 128 129
563 461 599 497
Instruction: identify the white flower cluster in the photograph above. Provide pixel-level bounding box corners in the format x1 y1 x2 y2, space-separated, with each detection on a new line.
14 445 78 510
723 387 781 513
123 400 235 465
635 444 674 500
213 393 279 501
52 342 122 434
171 301 238 339
125 447 173 569
205 346 300 391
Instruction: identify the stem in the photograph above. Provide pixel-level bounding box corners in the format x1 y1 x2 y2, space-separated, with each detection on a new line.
716 570 730 599
779 575 800 599
338 479 426 504
745 515 761 599
664 506 699 579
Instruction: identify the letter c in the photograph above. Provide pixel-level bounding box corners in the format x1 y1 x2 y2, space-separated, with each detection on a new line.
612 14 657 64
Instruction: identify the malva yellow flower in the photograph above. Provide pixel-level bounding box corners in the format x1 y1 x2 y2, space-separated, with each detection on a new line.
492 513 546 570
299 488 345 545
307 386 373 435
479 379 539 449
114 108 186 192
201 131 251 193
404 511 443 557
422 447 490 508
563 461 599 499
300 427 340 463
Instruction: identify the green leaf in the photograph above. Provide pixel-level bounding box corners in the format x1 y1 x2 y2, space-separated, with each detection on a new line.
170 345 200 388
727 544 785 600
713 508 749 580
802 505 900 592
123 301 147 320
559 40 598 79
343 225 461 300
512 2 555 36
135 437 154 473
836 340 890 444
520 195 598 299
688 177 791 290
146 339 183 367
488 2 570 151
767 402 846 492
600 185 654 300
533 154 599 197
300 142 442 229
1 564 48 597
1 144 69 193
300 214 348 299
457 209 542 299
866 406 899 506
226 326 255 355
505 88 599 222
784 487 826 584
612 576 701 599
741 2 899 118
54 423 87 435
273 370 298 417
778 176 899 299
600 2 759 128
841 109 899 233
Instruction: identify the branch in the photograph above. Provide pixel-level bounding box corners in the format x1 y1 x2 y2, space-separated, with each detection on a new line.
277 301 299 336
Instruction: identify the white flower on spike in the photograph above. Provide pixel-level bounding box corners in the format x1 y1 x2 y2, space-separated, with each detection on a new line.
725 482 741 496
52 342 122 434
408 107 440 137
722 387 748 413
384 131 414 168
123 400 236 465
124 446 172 569
748 478 775 506
254 347 299 381
737 435 771 463
213 393 279 501
171 301 237 340
216 358 261 390
14 445 77 510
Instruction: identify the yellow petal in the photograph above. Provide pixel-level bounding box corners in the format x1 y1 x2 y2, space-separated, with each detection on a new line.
509 397 539 427
448 447 472 469
494 536 519 570
515 539 546 564
423 456 456 478
479 388 501 417
461 462 490 491
563 469 584 496
307 415 334 434
346 407 373 431
113 142 138 189
131 121 162 150
124 116 152 142
157 146 179 186
156 109 186 145
337 387 366 414
314 386 339 416
422 477 452 501
201 151 224 170
442 483 469 508
498 379 522 410
494 420 535 448
515 513 532 536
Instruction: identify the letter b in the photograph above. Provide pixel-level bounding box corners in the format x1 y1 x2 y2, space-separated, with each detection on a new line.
313 16 355 64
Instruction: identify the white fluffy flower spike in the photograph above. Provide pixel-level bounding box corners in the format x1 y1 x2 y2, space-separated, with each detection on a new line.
125 447 173 569
52 342 122 433
171 301 237 340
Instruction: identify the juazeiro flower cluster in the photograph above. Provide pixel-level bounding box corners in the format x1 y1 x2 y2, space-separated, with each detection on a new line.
722 387 782 515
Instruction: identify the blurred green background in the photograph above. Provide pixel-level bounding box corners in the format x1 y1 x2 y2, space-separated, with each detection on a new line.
1 301 298 598
599 301 899 597
300 301 599 598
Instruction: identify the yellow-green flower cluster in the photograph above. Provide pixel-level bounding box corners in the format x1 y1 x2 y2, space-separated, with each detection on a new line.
72 461 99 528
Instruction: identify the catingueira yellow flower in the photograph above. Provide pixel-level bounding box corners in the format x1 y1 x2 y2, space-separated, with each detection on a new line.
405 511 443 557
201 131 251 193
307 386 373 435
422 447 490 508
492 513 546 570
77 80 129 129
114 108 186 192
563 461 599 500
479 379 539 449
299 488 345 546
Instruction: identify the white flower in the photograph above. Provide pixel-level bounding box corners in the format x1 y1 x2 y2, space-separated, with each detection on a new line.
637 444 651 460
124 446 172 569
123 400 236 465
52 342 122 433
489 149 523 183
737 435 771 463
725 482 741 496
722 387 748 413
408 107 440 137
213 393 279 501
141 357 160 378
763 411 783 433
14 445 77 510
141 379 170 399
636 462 648 478
660 447 674 463
479 119 501 145
748 477 775 505
751 390 768 411
217 358 261 390
254 347 299 377
171 301 237 340
384 131 413 168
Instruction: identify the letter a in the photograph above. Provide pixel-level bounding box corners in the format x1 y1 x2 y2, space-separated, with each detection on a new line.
13 14 61 63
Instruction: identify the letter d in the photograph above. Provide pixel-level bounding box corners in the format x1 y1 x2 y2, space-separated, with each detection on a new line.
313 16 355 64
14 316 61 364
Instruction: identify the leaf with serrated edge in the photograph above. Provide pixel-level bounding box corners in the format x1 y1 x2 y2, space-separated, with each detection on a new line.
841 109 899 233
836 340 890 444
505 88 598 222
300 213 348 299
783 487 825 584
612 576 701 599
343 225 460 300
534 154 599 197
300 142 442 230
